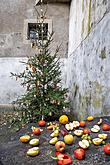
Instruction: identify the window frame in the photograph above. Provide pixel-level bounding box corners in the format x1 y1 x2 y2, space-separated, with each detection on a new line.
23 19 52 44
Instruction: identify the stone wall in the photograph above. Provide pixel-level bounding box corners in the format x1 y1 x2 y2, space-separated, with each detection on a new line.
0 0 69 108
0 0 69 57
67 0 110 119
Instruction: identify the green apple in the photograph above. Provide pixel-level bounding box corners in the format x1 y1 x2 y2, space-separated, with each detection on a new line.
29 139 39 146
74 130 83 136
49 137 58 145
27 147 40 156
50 130 59 137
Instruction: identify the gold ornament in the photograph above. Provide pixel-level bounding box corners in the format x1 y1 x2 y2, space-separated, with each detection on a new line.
32 67 36 73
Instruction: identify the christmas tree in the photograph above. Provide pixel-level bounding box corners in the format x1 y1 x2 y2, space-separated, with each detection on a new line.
11 0 69 123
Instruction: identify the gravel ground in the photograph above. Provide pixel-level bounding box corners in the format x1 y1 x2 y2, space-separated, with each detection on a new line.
0 116 110 165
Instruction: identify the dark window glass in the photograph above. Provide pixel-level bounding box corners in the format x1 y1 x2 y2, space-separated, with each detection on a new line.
28 23 48 40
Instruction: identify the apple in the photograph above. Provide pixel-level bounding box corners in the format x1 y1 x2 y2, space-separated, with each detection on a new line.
98 134 108 140
91 128 99 133
83 128 90 134
27 147 40 156
47 125 55 130
65 123 74 131
49 137 58 145
64 134 74 145
74 148 85 160
102 124 110 131
19 135 30 143
55 141 66 152
79 140 89 149
97 118 103 125
74 130 83 136
86 116 94 121
50 130 59 137
72 121 80 128
92 138 103 145
80 121 86 127
32 126 41 135
38 120 46 127
56 152 73 165
91 125 100 133
29 139 39 146
104 144 110 155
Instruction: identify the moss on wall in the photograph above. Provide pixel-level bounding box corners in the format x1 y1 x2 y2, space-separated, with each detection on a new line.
79 95 88 119
99 47 106 59
82 18 84 35
92 97 102 109
73 81 104 119
87 0 92 33
91 81 103 109
82 0 84 12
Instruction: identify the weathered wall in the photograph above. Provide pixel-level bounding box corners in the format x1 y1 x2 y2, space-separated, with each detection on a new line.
0 0 69 107
67 0 110 119
0 57 67 106
0 0 69 57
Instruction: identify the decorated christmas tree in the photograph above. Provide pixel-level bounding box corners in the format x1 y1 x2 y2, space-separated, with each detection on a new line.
11 0 69 123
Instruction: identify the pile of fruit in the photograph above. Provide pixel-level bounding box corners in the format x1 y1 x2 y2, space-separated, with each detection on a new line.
19 115 110 165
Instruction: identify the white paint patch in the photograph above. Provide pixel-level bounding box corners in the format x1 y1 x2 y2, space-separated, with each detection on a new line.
0 57 67 104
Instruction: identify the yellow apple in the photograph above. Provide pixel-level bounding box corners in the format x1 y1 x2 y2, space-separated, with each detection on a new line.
19 135 30 143
92 138 103 145
64 134 74 145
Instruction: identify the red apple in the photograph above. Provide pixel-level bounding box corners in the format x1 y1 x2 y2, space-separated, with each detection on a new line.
38 120 46 127
104 144 110 155
55 141 66 153
74 148 85 160
32 127 41 135
83 128 90 134
56 152 73 165
102 124 110 131
80 121 86 127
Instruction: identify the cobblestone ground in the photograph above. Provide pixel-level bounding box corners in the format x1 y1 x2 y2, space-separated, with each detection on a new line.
0 116 110 165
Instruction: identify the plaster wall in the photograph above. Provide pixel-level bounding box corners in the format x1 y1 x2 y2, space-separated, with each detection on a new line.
0 0 69 57
0 0 69 108
67 0 110 119
0 57 67 105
